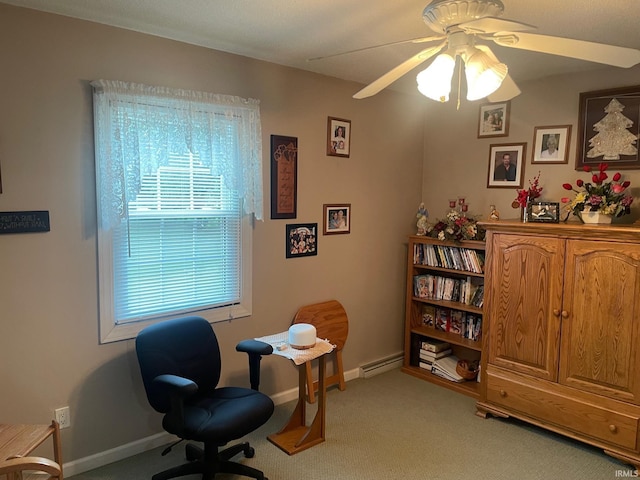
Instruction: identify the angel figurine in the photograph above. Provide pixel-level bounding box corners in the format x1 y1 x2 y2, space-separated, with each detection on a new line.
416 202 429 235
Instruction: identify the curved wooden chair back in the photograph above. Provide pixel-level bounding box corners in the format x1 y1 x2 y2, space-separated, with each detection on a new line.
293 299 349 403
0 456 62 480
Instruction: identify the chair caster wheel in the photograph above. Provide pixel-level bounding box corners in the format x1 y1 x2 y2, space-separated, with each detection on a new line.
244 445 255 458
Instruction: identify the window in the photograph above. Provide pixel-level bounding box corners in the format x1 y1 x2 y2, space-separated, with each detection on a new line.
92 80 263 343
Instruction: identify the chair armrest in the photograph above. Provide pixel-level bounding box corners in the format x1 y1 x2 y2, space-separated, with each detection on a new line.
236 340 273 391
153 374 198 427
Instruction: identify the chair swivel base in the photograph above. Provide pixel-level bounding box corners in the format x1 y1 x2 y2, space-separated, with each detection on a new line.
152 441 267 480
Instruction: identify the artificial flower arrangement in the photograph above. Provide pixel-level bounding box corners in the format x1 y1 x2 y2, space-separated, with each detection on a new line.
513 171 543 209
562 163 633 218
426 209 485 243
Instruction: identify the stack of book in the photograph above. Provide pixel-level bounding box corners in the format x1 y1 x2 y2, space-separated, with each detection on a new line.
431 355 465 383
418 339 452 370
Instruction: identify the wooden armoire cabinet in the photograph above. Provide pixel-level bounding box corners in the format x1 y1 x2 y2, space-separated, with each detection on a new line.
477 220 640 468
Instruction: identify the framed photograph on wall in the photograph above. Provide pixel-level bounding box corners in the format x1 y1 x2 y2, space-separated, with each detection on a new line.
478 101 510 138
532 125 571 164
270 135 297 219
527 202 560 223
327 117 351 157
487 143 526 188
286 223 318 258
323 204 351 235
576 85 640 170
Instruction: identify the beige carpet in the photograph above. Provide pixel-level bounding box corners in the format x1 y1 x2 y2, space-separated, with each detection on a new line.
69 368 628 479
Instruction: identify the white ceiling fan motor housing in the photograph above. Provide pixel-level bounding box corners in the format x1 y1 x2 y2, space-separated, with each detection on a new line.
423 0 505 34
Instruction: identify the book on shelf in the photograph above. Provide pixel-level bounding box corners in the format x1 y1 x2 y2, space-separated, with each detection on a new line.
421 305 436 328
420 338 451 352
435 308 450 332
449 310 464 335
419 361 433 370
419 348 452 361
432 355 465 383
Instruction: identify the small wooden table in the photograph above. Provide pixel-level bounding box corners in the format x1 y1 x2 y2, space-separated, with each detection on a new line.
0 421 63 479
256 332 333 455
268 354 327 455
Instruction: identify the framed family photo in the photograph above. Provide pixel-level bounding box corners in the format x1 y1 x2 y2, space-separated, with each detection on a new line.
532 125 571 164
323 204 351 235
327 117 351 157
576 85 640 170
487 143 526 188
527 201 560 223
286 223 318 258
478 101 510 138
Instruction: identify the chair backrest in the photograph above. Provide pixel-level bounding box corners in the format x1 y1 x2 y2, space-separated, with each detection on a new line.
293 300 349 350
0 456 61 480
136 316 222 413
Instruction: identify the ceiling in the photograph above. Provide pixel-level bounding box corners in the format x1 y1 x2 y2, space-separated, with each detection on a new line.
4 0 640 96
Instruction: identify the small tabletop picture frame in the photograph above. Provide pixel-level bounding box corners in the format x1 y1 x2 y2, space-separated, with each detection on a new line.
527 202 560 223
532 125 571 164
327 117 351 157
323 204 350 235
478 101 510 138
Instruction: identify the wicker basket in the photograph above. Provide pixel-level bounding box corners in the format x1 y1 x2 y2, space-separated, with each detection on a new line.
456 359 479 381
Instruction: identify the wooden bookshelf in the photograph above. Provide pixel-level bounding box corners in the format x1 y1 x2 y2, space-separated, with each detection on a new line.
403 235 485 399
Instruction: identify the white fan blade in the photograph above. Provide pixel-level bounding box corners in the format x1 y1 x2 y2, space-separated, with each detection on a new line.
475 45 521 101
353 42 446 99
307 35 445 62
493 32 640 68
459 17 536 35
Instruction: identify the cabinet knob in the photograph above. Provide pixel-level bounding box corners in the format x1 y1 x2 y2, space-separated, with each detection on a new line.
553 309 560 317
609 424 618 433
499 390 507 397
561 311 569 318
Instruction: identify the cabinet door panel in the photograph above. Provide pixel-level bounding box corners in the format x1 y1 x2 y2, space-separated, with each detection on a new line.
560 240 640 404
487 234 564 381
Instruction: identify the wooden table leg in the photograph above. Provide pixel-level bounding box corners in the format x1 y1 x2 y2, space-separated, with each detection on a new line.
267 355 327 455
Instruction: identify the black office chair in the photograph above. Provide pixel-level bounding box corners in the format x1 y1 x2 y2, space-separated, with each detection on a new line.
136 316 274 480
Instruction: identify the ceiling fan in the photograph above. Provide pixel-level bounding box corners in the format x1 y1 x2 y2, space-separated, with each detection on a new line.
317 0 640 102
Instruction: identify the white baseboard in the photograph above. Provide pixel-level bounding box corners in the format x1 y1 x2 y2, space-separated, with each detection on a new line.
359 352 404 378
62 364 382 476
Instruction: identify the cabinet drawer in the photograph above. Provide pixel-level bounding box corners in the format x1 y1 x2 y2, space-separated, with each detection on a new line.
486 371 640 450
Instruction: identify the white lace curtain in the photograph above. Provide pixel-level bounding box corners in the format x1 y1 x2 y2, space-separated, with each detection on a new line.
91 79 263 229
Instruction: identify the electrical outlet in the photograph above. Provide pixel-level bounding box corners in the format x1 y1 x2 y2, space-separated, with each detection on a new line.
54 406 71 429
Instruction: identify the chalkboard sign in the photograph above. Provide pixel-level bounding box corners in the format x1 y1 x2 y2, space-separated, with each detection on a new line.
0 211 50 234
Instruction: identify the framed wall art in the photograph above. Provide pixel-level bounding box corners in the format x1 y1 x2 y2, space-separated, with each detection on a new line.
532 125 571 164
327 117 351 157
286 223 318 258
270 135 297 219
527 202 560 223
478 101 510 138
323 204 351 235
487 142 526 188
576 85 640 170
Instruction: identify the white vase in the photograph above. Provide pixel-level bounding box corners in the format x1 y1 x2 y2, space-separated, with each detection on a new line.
580 211 612 224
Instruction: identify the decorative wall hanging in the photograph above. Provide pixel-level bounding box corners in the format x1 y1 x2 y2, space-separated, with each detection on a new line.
532 125 571 164
576 86 640 170
323 204 351 235
0 211 50 234
270 135 298 219
286 223 318 258
487 143 526 188
478 101 510 138
327 117 351 157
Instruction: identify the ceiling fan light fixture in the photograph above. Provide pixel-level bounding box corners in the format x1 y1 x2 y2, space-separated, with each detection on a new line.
416 52 455 102
464 48 507 100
